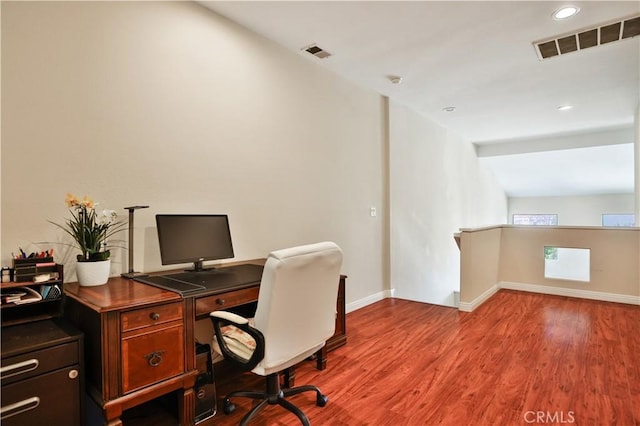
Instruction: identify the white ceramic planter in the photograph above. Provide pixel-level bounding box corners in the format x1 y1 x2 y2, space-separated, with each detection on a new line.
76 259 111 286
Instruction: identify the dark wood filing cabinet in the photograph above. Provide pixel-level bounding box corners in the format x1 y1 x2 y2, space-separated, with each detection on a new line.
1 318 84 426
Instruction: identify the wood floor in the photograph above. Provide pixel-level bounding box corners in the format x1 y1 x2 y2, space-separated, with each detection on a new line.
208 290 639 426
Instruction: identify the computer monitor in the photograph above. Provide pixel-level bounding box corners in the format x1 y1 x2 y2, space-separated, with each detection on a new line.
156 214 235 272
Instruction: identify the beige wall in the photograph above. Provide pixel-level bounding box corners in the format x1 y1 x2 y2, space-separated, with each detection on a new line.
1 2 386 305
509 194 634 226
458 226 502 307
499 226 639 297
389 101 507 307
635 103 640 221
637 103 640 287
458 225 640 310
2 1 508 311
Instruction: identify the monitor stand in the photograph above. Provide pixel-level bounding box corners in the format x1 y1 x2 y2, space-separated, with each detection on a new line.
186 259 215 273
122 271 150 279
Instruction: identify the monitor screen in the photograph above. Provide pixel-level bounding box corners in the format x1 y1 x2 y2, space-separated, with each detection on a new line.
156 214 235 271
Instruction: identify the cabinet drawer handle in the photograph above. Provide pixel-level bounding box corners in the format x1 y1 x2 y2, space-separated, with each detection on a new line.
0 396 40 421
144 350 165 367
216 298 225 306
150 312 160 321
0 358 39 380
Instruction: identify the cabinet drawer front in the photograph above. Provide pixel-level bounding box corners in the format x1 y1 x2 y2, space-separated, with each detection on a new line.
0 341 79 385
195 287 259 317
121 302 183 332
121 323 184 394
1 365 81 426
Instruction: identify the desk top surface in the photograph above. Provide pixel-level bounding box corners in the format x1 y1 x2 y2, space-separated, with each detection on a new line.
64 259 265 313
134 263 264 296
1 318 83 357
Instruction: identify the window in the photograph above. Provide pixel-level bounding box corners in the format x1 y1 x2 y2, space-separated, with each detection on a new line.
602 214 635 227
544 246 590 282
513 214 558 226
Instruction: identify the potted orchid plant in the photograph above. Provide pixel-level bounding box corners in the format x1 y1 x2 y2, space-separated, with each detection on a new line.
52 193 125 285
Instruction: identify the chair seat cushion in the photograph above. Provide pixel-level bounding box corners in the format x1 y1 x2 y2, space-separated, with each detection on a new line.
212 318 257 361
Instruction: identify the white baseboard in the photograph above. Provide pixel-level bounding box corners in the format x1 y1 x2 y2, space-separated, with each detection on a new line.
346 289 394 313
458 281 640 312
458 284 499 312
352 283 640 315
499 281 640 306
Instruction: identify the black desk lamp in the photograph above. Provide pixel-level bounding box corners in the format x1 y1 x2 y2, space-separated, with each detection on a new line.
121 205 150 279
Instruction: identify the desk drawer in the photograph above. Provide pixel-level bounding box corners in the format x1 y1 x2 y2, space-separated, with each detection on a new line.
121 322 184 394
1 341 79 385
121 302 183 332
195 287 260 317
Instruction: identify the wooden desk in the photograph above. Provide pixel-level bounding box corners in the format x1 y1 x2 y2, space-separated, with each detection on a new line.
64 260 346 426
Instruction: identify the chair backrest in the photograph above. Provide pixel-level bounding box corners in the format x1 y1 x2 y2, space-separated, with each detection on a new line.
253 241 343 371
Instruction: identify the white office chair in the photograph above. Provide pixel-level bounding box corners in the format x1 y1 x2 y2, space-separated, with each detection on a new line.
210 241 343 426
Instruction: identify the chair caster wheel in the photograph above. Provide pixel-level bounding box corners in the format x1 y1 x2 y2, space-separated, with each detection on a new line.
223 400 236 414
316 394 328 407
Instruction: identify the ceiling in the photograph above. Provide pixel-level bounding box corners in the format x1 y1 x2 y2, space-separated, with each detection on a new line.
200 1 639 197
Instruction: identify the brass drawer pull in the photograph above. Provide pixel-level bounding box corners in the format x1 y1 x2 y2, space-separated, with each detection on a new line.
150 312 160 321
0 358 39 380
216 298 225 306
144 350 165 367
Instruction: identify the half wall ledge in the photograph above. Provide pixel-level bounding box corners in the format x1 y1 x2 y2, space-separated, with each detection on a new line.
456 225 640 312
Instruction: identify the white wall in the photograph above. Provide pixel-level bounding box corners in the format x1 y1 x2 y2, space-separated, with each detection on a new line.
633 103 640 220
0 3 3 259
1 2 386 306
509 194 635 226
389 101 507 307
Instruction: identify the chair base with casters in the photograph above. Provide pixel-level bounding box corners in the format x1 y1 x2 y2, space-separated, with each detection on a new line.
223 371 328 426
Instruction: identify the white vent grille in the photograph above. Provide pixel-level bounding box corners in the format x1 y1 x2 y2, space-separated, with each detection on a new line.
534 14 640 60
302 44 332 59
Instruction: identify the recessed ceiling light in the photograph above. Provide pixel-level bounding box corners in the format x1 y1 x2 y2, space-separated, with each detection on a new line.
557 105 574 111
553 6 580 20
388 75 403 84
442 106 456 113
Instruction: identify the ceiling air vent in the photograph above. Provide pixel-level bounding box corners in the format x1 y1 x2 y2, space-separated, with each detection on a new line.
302 44 332 59
534 14 640 60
